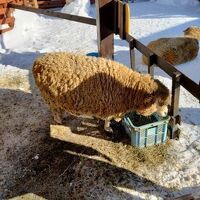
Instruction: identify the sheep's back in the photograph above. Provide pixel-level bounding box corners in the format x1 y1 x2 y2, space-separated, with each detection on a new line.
33 52 134 90
32 52 139 118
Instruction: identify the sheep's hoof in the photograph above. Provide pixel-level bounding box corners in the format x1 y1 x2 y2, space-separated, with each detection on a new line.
104 126 113 133
53 117 63 124
114 118 122 122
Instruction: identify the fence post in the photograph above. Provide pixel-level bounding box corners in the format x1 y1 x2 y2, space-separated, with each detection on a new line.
96 0 115 59
169 71 181 139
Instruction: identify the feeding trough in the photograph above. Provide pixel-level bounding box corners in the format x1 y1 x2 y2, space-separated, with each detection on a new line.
122 112 170 148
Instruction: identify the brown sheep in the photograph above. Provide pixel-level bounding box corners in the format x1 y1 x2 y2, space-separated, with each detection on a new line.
32 52 170 132
142 37 199 66
184 26 200 39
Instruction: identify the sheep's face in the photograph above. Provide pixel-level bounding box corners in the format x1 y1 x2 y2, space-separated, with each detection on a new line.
154 80 171 117
136 100 169 117
136 104 157 117
155 102 169 117
135 79 170 117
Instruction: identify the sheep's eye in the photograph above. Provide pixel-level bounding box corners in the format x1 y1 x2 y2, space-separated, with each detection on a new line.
158 102 164 106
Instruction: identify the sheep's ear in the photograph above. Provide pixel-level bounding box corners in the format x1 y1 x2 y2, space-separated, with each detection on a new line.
144 94 155 106
154 79 170 97
183 27 189 32
166 94 172 105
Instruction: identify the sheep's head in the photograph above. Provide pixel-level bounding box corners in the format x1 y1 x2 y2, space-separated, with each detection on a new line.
135 79 170 117
154 79 170 117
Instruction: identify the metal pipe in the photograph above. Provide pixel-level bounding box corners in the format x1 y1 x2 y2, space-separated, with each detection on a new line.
8 3 96 26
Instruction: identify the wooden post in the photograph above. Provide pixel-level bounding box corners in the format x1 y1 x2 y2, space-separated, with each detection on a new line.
96 0 116 59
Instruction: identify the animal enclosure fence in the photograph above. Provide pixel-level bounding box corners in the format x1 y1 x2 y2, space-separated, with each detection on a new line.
3 0 200 139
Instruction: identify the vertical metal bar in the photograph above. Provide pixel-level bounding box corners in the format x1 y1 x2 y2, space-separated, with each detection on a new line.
129 38 136 71
169 71 181 139
148 64 154 78
147 53 156 78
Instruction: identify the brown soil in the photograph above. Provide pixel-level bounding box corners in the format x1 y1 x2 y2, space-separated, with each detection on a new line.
0 72 173 200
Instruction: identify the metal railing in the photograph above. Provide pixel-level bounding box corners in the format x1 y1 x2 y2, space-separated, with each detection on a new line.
126 33 200 138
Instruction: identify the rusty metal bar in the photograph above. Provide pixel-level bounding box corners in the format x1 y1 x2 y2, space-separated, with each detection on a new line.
129 38 135 70
8 3 96 26
168 72 181 139
171 71 181 117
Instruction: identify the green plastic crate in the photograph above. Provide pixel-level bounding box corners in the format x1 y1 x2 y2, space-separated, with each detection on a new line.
122 113 170 148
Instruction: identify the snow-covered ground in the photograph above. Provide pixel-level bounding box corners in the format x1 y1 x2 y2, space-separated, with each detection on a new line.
0 0 200 199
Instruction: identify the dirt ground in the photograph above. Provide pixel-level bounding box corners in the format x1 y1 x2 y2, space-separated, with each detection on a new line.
0 71 177 200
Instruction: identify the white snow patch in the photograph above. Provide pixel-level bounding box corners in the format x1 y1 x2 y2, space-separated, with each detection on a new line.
61 0 96 18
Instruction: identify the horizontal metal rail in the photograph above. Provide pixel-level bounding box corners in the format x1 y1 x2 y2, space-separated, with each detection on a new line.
8 3 96 26
126 33 200 101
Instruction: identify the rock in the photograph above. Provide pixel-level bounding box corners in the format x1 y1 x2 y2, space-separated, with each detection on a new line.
184 26 200 39
142 37 199 65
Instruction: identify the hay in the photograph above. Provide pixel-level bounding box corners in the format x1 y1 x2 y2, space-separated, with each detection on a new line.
0 73 30 91
50 121 171 172
128 141 171 167
110 139 171 169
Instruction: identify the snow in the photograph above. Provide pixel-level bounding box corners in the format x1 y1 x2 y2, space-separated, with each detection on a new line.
0 0 200 199
155 0 199 7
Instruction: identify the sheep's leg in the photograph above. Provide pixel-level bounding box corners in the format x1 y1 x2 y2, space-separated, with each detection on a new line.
51 108 64 124
104 119 113 132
